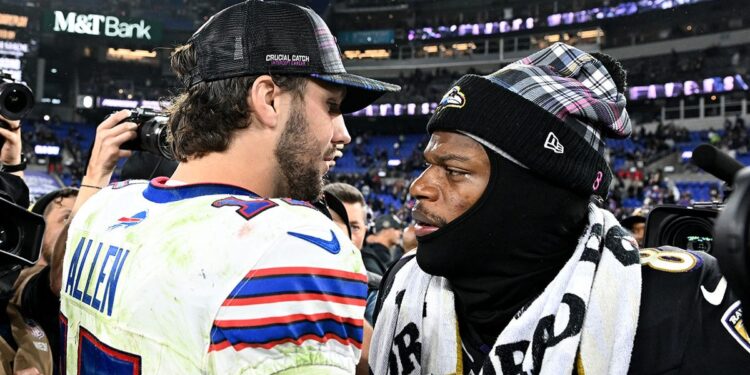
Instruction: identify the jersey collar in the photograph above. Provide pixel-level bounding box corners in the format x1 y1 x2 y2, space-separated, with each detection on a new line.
142 177 261 203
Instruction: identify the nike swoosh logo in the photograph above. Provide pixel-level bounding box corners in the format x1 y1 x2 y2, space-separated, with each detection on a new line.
701 276 727 306
287 229 341 254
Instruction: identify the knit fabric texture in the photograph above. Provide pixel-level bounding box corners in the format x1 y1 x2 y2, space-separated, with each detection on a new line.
427 42 631 198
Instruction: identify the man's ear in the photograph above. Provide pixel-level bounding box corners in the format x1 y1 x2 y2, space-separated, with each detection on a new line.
248 75 278 129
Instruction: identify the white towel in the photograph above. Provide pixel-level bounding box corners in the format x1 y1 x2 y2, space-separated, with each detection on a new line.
370 204 642 375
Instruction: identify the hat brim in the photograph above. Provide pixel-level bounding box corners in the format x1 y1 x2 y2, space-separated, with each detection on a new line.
620 215 647 229
311 73 400 114
31 190 61 216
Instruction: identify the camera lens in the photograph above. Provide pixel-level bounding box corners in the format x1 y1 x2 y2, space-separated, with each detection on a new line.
659 216 714 252
4 89 27 113
0 82 34 120
139 116 175 160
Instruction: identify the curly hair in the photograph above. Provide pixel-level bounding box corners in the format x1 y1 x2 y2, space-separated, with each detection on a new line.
166 44 307 161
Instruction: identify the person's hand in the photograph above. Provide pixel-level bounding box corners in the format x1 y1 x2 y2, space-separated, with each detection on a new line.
69 110 137 220
0 115 22 165
85 109 137 183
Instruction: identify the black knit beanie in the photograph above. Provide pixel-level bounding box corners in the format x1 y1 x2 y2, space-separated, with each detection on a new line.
427 42 631 199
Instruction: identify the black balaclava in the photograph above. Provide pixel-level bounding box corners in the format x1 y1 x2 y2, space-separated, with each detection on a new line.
416 44 631 344
416 146 590 343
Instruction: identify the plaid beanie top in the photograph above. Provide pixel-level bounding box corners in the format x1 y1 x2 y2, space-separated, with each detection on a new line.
427 42 632 199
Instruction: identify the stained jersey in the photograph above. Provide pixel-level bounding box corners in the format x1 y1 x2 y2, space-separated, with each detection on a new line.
59 178 367 374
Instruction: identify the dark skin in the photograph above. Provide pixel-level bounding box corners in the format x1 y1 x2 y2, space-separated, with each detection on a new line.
410 131 491 236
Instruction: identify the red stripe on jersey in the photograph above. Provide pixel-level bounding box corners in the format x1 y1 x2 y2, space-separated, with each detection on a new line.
222 293 366 307
208 340 232 351
79 328 141 374
246 267 368 283
208 333 362 352
117 217 141 223
213 312 363 328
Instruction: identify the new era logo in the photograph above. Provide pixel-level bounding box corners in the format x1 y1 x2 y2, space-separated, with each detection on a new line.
544 132 564 154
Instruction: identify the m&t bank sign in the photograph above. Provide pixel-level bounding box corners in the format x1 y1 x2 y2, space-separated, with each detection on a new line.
44 11 162 41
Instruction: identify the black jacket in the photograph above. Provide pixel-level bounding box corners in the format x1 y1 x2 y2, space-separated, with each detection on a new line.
361 243 393 277
628 246 750 374
374 247 750 374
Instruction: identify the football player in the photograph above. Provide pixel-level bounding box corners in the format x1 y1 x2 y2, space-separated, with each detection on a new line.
370 43 750 374
59 1 399 374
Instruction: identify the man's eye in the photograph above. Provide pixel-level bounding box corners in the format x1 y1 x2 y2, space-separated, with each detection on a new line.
446 168 465 177
328 102 341 113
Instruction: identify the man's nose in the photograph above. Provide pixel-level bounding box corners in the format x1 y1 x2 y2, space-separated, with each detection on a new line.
332 115 351 145
409 168 438 202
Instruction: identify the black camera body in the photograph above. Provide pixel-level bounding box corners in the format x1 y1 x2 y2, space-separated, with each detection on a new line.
0 73 34 150
644 203 720 253
713 167 750 311
0 196 44 267
0 73 34 121
113 108 174 160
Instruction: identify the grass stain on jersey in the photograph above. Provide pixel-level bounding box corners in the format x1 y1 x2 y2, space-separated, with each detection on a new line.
162 238 194 269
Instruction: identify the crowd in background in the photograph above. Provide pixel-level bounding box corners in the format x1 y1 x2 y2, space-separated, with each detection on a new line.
0 1 748 373
15 114 750 228
80 43 749 107
325 116 748 225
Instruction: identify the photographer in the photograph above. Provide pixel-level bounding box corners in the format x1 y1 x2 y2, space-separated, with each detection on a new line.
0 177 45 375
58 2 398 374
0 114 51 375
30 188 78 267
9 110 137 375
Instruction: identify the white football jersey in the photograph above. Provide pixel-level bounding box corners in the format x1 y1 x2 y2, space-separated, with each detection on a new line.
60 178 367 374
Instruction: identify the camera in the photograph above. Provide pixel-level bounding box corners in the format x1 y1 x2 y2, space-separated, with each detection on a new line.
0 196 44 268
644 203 719 253
648 143 750 311
0 73 34 121
0 173 45 297
713 167 750 310
0 73 34 150
643 143 743 253
112 107 174 160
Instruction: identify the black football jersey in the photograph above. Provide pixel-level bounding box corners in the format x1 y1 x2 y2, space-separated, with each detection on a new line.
629 246 750 374
374 247 750 374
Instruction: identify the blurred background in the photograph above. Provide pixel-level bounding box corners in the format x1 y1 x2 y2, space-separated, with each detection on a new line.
2 0 748 224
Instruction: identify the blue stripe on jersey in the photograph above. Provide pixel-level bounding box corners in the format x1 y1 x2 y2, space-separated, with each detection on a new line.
142 177 260 203
228 275 367 300
210 319 363 346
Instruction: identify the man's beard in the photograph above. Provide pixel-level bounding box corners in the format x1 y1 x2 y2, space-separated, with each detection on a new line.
274 103 331 202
